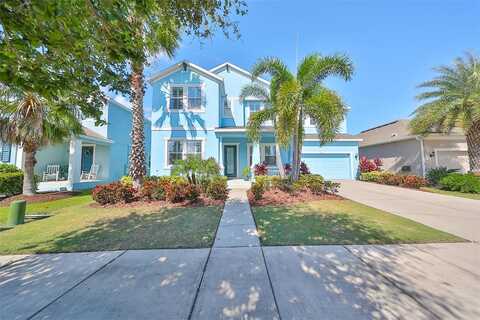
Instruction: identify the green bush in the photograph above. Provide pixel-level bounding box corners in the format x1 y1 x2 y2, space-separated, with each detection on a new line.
439 173 480 193
92 182 135 205
360 171 426 189
359 171 391 183
293 174 324 194
172 156 220 186
120 175 133 187
323 181 340 194
251 181 265 201
426 167 456 186
206 176 228 201
0 163 21 173
0 172 23 195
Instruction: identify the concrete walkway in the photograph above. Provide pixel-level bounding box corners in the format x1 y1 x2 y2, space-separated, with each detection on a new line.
337 180 480 242
1 186 479 319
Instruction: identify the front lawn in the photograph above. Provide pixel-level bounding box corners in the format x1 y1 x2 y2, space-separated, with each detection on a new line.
253 200 463 245
0 198 222 254
421 187 480 200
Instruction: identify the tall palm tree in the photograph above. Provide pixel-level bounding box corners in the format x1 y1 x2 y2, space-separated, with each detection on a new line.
0 88 82 195
410 53 480 174
241 54 354 180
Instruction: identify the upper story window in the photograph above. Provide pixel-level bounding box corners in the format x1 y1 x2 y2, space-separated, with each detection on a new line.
0 142 11 163
168 84 204 112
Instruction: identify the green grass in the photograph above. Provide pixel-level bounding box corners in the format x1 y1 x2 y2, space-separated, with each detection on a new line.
421 187 480 200
253 200 463 246
0 195 222 254
0 191 93 224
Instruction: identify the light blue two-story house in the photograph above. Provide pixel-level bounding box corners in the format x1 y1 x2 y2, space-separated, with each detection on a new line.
148 61 361 180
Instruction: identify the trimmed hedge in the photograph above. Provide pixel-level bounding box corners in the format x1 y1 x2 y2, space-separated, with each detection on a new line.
359 171 427 189
0 163 21 173
206 176 228 201
0 172 23 195
439 173 480 194
92 182 135 205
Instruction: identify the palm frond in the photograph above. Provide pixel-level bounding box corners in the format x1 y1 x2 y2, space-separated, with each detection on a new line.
246 108 276 143
239 83 270 102
298 53 354 87
275 79 302 146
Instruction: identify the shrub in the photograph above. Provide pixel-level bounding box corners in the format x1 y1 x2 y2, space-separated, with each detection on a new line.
254 162 268 176
283 163 292 175
206 176 228 200
140 178 170 201
439 173 480 193
300 161 310 175
92 182 135 205
251 181 265 200
384 174 404 186
165 177 188 202
359 171 391 183
323 181 340 194
172 155 220 186
293 174 324 194
401 175 427 189
0 172 23 195
185 184 201 201
120 175 133 187
359 156 382 173
242 166 251 179
426 167 456 186
0 163 21 173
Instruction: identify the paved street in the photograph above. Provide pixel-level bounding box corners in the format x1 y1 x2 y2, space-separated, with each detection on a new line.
1 185 479 319
337 180 480 242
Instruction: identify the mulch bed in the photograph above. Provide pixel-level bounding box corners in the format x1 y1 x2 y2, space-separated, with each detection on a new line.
90 195 224 209
248 188 343 206
0 192 77 207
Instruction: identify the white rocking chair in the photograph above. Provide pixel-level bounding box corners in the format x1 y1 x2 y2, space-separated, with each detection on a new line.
43 165 60 182
81 163 100 181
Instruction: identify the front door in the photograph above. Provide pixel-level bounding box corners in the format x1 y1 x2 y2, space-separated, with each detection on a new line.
223 145 237 178
81 146 94 173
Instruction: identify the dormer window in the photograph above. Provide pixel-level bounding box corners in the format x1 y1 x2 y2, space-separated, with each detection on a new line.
168 84 204 112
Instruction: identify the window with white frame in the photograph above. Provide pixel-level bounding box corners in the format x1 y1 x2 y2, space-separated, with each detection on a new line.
167 139 203 165
248 101 262 115
0 142 11 163
188 86 202 110
262 144 276 166
247 144 253 166
170 86 184 110
169 85 203 111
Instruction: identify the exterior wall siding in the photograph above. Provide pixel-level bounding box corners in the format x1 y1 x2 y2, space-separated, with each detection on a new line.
423 139 469 173
359 139 423 176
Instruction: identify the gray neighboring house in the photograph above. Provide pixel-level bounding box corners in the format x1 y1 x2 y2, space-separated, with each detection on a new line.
357 119 469 177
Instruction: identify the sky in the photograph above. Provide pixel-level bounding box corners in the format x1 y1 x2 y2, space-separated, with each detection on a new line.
115 0 479 134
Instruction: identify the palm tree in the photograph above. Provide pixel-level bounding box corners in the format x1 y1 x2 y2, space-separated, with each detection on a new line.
410 53 480 174
0 88 82 195
241 54 354 180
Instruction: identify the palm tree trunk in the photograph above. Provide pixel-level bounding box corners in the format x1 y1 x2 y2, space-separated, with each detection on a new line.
275 143 285 178
129 62 146 189
23 148 37 195
292 107 303 181
466 120 480 174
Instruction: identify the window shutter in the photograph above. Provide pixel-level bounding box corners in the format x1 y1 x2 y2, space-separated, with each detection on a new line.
0 142 11 163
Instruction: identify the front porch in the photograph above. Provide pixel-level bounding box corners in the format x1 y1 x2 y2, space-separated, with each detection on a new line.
34 133 112 192
216 131 290 179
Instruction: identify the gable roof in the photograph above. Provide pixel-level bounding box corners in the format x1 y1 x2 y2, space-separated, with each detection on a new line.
209 62 270 86
147 60 224 84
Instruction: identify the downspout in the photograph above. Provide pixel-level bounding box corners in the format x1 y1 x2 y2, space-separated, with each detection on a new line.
416 136 426 177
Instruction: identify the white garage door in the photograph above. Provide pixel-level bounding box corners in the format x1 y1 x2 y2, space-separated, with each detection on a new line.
436 150 470 173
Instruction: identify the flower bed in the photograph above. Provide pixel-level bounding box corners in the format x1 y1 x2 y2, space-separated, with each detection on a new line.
359 171 427 189
248 175 342 206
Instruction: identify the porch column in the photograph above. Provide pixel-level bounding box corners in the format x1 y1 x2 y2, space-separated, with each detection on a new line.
67 139 82 190
251 143 261 180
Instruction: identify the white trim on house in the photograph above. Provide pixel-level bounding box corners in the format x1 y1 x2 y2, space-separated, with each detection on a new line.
148 61 224 84
80 144 96 181
434 147 468 168
107 97 132 113
214 127 275 133
209 62 270 86
259 143 277 168
304 138 364 142
163 137 206 169
165 83 206 113
78 135 113 145
152 127 217 131
222 143 240 178
416 137 426 177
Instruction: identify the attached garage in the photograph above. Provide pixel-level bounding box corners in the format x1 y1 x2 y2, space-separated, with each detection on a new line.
301 153 353 179
435 149 469 173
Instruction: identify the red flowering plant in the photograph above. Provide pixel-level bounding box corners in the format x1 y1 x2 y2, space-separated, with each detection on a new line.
359 157 383 173
254 162 268 176
283 163 292 175
300 161 311 175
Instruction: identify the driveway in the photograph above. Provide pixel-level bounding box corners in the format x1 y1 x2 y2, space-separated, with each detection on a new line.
337 180 480 242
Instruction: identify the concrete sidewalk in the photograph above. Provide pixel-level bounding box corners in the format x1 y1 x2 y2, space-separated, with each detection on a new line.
337 180 480 242
1 186 479 319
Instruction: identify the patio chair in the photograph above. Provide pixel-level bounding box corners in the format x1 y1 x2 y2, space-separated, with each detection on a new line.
81 163 100 180
42 164 60 182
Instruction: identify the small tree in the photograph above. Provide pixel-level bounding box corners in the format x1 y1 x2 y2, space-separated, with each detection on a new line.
410 53 480 174
242 53 354 180
0 89 82 195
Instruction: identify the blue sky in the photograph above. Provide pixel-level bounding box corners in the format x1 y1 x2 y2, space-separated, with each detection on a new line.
119 0 479 134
